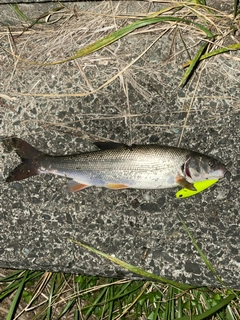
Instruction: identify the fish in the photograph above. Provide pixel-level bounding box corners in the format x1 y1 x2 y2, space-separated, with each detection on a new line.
3 137 227 192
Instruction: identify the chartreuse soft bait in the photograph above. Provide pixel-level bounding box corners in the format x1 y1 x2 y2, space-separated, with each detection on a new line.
176 179 219 198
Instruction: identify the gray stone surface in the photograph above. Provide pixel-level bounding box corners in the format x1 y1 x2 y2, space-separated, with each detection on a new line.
0 1 239 287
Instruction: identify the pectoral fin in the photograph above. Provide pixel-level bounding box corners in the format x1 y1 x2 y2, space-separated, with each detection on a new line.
176 176 196 191
67 180 89 192
105 183 129 189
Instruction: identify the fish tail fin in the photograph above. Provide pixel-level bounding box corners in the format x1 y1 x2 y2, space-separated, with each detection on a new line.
4 138 42 182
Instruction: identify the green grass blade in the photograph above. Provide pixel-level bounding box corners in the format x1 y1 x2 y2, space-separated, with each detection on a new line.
114 281 134 298
9 3 63 25
147 4 183 18
84 286 108 318
74 305 79 320
69 239 195 290
50 16 183 65
56 297 76 319
178 28 192 60
177 289 183 318
183 42 240 67
151 300 161 320
177 293 239 320
0 271 42 300
234 0 239 17
46 273 56 320
9 4 30 22
97 282 143 305
74 16 174 53
179 42 208 87
179 215 228 287
79 281 144 318
58 16 213 64
0 270 23 282
107 283 114 320
226 303 237 320
6 270 29 320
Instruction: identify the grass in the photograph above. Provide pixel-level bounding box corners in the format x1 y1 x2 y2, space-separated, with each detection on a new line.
0 0 240 319
0 263 239 319
0 271 239 319
0 221 239 319
4 0 240 89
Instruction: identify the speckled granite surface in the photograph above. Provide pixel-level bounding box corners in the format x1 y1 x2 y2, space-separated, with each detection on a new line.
0 1 239 287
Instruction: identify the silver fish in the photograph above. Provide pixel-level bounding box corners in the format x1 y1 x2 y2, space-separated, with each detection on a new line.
4 138 227 192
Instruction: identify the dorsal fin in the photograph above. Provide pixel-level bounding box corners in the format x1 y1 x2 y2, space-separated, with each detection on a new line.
94 142 128 150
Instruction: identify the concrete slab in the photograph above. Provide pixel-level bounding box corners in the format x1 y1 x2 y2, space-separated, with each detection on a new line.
0 1 239 287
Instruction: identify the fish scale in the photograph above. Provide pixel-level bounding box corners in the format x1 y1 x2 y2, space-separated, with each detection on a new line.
41 146 187 169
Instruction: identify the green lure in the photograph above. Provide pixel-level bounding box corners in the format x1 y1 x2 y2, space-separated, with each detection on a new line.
176 179 219 198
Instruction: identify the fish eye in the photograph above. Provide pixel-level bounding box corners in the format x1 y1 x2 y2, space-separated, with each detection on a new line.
208 160 216 168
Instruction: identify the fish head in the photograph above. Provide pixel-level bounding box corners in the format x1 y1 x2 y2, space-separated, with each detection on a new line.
183 153 228 182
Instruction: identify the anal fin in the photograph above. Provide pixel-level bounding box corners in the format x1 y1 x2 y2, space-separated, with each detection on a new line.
67 180 89 192
105 183 129 190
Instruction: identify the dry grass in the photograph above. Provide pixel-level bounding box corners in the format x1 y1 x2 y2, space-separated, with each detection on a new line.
0 1 239 148
1 1 239 96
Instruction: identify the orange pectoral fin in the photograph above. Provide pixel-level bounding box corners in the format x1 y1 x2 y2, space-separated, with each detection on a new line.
176 176 196 191
105 183 129 190
67 180 89 192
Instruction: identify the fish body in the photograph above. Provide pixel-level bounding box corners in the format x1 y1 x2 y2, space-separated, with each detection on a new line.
4 138 227 192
